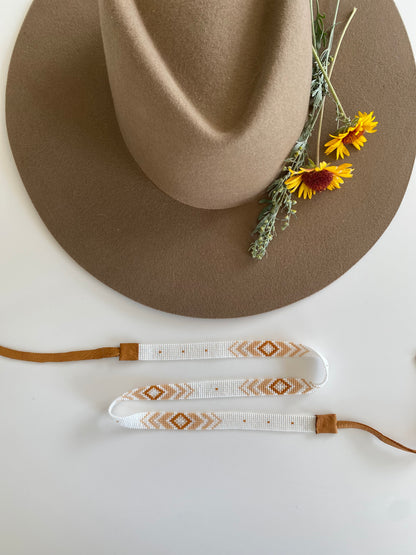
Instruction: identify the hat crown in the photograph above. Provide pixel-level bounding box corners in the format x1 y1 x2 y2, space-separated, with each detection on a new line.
99 0 312 209
133 1 281 131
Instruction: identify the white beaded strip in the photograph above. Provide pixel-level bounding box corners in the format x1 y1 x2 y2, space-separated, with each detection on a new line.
138 340 318 364
109 409 316 432
120 376 318 402
109 339 327 432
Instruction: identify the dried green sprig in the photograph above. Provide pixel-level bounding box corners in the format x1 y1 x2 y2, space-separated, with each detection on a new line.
249 1 339 260
315 7 357 162
313 1 329 50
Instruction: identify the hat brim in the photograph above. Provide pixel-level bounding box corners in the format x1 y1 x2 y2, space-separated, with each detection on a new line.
6 0 416 318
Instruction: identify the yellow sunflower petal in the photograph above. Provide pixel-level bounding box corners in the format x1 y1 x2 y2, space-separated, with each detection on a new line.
285 174 302 186
352 136 367 149
298 182 314 200
325 137 339 146
327 164 353 179
328 132 347 140
324 141 340 155
339 144 351 159
337 163 353 171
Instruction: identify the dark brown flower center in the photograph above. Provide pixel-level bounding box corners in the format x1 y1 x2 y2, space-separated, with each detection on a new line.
342 129 364 144
302 169 334 192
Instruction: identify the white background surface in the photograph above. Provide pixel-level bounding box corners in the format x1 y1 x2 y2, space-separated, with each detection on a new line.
0 1 415 554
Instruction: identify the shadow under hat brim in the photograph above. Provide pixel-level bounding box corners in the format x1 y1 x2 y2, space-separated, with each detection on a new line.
5 0 416 318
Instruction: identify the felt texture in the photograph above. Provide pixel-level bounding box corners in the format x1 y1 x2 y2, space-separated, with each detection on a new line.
99 0 311 208
5 0 416 318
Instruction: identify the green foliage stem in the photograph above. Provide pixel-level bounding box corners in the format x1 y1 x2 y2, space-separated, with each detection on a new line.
249 1 351 260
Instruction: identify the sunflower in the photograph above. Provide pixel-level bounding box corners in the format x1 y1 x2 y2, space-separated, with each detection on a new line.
324 112 378 159
285 162 353 200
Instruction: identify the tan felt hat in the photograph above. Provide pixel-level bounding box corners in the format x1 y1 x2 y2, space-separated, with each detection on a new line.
6 0 416 318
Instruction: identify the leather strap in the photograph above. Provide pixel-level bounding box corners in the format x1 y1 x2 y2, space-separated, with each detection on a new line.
337 420 416 454
2 342 413 453
316 414 416 454
0 340 328 389
0 343 139 362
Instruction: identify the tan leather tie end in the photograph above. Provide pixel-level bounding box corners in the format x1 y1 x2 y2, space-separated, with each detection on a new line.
316 414 416 454
0 344 121 363
0 343 140 362
336 419 416 454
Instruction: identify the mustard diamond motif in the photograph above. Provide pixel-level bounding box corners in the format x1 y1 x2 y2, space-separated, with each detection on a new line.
170 413 192 430
269 378 291 395
258 341 279 357
143 385 164 400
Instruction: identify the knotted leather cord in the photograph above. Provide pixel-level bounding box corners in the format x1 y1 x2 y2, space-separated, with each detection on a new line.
1 340 414 452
